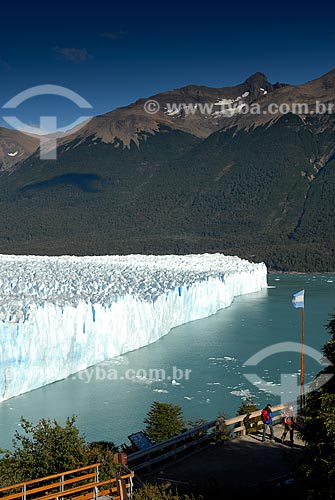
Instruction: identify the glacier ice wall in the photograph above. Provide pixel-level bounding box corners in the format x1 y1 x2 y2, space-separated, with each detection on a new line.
0 254 267 401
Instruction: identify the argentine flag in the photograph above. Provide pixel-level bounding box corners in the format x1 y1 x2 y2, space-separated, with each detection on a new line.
292 289 304 308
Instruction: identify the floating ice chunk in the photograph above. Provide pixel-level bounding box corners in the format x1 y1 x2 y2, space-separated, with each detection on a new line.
230 389 253 399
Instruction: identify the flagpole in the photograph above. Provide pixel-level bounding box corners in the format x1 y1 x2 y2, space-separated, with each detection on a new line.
300 291 305 410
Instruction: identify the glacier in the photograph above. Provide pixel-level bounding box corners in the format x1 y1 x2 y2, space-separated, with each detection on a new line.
0 253 267 402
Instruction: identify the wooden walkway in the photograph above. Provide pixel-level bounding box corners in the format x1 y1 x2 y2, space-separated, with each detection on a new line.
156 424 305 492
0 406 305 498
0 464 134 500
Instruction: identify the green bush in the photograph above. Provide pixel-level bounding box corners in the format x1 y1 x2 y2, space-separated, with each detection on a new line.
297 312 335 497
144 401 185 444
0 416 119 486
132 483 200 500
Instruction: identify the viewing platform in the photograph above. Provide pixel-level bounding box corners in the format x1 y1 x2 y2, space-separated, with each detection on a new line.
157 423 305 492
0 405 306 498
128 403 306 494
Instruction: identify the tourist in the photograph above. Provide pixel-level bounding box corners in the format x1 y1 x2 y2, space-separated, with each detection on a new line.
281 405 295 446
261 403 274 442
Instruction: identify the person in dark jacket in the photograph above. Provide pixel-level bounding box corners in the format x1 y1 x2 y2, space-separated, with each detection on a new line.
262 403 274 442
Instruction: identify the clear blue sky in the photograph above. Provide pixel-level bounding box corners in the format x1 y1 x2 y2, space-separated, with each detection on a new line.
1 0 334 131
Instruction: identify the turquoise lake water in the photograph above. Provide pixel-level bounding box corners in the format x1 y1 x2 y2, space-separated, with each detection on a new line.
0 273 334 450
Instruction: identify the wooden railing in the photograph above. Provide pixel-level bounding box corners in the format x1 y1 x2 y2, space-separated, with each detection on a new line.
0 405 286 494
128 421 218 472
0 463 134 500
226 403 285 435
128 404 285 473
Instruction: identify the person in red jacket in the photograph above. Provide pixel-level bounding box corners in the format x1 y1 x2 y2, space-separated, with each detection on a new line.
261 403 274 442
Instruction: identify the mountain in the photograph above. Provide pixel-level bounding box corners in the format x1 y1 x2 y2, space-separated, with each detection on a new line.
0 128 39 170
0 70 334 272
56 72 286 147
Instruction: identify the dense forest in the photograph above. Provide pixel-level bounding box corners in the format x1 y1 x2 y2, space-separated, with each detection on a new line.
0 114 334 271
